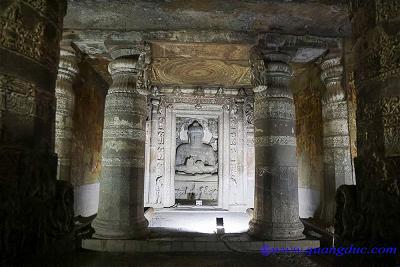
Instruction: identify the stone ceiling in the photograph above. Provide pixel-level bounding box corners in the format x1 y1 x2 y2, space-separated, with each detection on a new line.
65 0 350 37
64 0 349 87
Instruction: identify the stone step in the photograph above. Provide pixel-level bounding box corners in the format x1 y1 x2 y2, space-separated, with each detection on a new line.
82 238 319 253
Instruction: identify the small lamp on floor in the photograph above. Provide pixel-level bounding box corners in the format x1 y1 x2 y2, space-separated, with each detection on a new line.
216 217 225 234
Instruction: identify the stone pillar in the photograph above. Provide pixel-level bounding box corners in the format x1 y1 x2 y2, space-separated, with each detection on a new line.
148 97 160 205
92 49 149 239
55 49 79 182
319 57 354 225
249 52 304 240
334 0 400 245
0 0 73 258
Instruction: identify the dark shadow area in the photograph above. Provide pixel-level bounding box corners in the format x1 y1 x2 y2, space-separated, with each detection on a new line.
7 249 399 267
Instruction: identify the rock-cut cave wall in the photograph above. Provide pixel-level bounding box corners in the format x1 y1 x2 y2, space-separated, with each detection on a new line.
69 58 108 217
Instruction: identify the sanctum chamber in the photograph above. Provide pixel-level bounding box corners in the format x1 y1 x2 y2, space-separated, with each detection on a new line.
1 0 399 265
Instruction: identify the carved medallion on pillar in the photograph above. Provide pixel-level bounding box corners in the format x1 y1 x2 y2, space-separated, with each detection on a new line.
249 51 304 240
92 45 150 239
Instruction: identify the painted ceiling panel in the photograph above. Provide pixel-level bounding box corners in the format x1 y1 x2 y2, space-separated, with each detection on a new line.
151 58 251 87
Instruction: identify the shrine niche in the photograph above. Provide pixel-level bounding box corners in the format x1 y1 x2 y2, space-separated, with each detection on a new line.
144 87 255 211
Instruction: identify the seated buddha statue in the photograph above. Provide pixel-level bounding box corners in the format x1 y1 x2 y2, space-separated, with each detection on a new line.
175 121 217 175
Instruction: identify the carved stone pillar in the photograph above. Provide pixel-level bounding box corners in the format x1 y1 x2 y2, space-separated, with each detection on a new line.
0 0 73 258
249 52 304 240
55 49 79 182
148 97 160 205
334 1 400 245
319 57 354 225
92 49 149 239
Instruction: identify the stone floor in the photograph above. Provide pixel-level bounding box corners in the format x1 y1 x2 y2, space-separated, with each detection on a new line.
12 208 395 266
148 207 250 234
84 207 320 253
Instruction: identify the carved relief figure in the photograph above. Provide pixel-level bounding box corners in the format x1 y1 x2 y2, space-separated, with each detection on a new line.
155 176 163 204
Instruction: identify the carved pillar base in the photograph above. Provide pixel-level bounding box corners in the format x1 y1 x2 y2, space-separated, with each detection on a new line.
93 215 149 240
92 53 149 239
249 52 304 240
249 214 305 240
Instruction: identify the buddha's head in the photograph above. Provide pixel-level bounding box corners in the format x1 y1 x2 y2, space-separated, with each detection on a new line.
187 121 204 145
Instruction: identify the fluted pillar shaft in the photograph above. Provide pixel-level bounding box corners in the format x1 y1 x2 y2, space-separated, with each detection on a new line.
319 57 354 225
249 52 304 240
55 49 79 182
92 54 149 239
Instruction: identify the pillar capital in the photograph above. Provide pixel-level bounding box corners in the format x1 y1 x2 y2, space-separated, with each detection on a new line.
319 56 345 104
57 49 79 82
107 43 147 60
107 43 152 96
263 52 292 78
250 50 293 98
262 51 292 64
107 56 150 96
108 57 141 77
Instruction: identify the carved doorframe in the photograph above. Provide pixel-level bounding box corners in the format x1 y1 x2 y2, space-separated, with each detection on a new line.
144 89 255 211
164 103 230 209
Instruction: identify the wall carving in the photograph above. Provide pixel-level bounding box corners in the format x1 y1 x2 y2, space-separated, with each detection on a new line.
0 0 71 259
0 74 54 121
249 49 268 88
335 0 400 247
0 1 66 71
